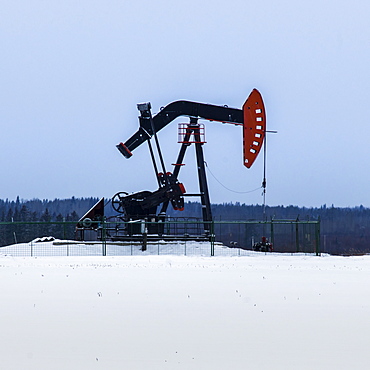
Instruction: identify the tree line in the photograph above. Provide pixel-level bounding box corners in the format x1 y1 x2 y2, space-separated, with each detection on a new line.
0 197 99 247
1 197 369 254
0 196 99 223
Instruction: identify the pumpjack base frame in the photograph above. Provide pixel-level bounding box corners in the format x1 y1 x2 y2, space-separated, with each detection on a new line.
109 234 211 242
76 212 213 243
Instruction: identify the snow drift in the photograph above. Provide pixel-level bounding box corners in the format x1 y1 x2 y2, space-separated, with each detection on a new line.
0 246 369 369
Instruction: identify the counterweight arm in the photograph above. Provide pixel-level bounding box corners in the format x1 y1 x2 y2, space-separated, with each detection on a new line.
117 100 244 158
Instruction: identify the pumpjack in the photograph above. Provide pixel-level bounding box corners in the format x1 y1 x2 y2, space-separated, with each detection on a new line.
76 89 266 241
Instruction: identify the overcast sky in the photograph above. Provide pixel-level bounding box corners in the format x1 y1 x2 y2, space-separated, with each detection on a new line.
1 0 370 208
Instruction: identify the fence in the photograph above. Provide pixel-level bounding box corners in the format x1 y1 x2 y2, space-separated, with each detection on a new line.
219 219 321 254
0 219 320 257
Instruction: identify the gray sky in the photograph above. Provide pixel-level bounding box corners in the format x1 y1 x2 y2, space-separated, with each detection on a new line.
1 0 369 207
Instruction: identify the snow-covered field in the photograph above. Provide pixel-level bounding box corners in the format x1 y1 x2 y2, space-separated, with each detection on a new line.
0 245 369 369
0 239 236 257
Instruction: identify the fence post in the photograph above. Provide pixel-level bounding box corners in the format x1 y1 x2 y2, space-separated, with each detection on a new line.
295 217 300 252
102 218 107 256
270 218 274 247
210 221 215 256
63 218 66 240
315 217 321 256
141 221 147 252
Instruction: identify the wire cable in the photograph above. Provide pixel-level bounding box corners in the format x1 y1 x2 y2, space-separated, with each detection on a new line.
262 129 267 220
204 161 262 194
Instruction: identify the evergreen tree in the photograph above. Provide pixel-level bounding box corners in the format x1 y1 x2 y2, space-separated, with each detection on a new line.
5 208 13 222
20 205 30 222
40 208 51 222
56 213 64 222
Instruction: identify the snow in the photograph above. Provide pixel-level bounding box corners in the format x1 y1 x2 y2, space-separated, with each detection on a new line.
0 239 249 257
0 245 369 369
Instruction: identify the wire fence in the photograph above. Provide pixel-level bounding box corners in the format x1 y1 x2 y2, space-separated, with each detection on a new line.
0 219 320 257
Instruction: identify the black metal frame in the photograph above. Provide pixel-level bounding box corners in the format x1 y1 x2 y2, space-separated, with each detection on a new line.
160 117 213 234
79 99 247 240
114 100 245 232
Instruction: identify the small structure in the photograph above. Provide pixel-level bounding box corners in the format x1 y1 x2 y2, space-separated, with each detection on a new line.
253 236 273 252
